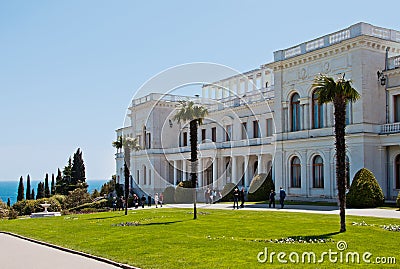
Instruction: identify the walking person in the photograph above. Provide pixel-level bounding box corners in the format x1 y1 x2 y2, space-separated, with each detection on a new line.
240 187 245 208
233 188 239 209
269 189 276 208
279 187 286 209
154 193 159 208
159 193 164 207
147 195 151 207
141 195 146 208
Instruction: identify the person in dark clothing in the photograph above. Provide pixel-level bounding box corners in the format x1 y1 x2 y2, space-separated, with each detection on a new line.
147 195 151 207
141 195 146 208
269 189 276 208
233 188 239 209
240 187 245 208
279 187 286 209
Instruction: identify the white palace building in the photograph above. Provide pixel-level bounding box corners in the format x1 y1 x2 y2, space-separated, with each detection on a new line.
115 22 400 201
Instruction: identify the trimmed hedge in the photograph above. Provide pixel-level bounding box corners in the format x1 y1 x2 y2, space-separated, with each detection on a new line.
248 172 275 202
346 168 384 208
220 183 237 202
163 186 175 204
396 192 400 209
174 181 193 203
69 199 108 211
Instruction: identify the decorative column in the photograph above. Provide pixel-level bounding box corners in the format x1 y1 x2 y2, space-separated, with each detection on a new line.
253 73 257 91
173 160 178 186
182 160 187 181
198 158 203 187
232 156 237 184
257 154 263 174
244 155 249 188
261 70 266 89
212 157 218 189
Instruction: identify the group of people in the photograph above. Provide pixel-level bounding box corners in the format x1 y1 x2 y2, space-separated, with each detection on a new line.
113 193 164 210
204 188 222 204
232 187 246 209
268 187 286 209
231 187 287 209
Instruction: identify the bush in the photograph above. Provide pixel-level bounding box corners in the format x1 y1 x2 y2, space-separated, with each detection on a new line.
248 172 275 202
346 168 385 208
174 181 193 203
64 188 91 209
12 198 61 216
0 208 9 219
52 195 67 209
220 183 237 202
396 192 400 209
8 209 18 220
69 199 108 212
163 186 175 204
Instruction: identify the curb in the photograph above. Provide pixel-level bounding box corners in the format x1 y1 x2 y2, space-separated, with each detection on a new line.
0 231 140 269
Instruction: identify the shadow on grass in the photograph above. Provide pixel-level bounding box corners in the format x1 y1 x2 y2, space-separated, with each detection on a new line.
287 231 341 241
86 215 123 220
141 220 184 226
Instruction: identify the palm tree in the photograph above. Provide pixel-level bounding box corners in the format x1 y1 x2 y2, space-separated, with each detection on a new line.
121 136 141 215
312 74 360 232
112 136 123 153
173 100 208 219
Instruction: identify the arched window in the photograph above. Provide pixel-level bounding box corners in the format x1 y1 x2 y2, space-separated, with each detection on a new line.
291 93 301 131
312 91 323 129
312 155 324 188
291 156 301 188
143 165 147 185
396 155 400 189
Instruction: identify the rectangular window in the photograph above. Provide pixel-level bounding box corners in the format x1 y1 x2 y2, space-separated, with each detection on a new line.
241 122 247 139
253 120 260 138
225 125 232 141
266 119 273 137
395 95 400 122
183 132 188 146
211 127 216 142
201 129 206 142
146 133 151 149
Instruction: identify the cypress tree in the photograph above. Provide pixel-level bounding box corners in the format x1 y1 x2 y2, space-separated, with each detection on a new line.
51 173 55 195
63 157 72 183
7 198 11 207
44 173 50 198
36 182 45 199
26 174 31 200
31 189 35 200
17 176 24 202
71 148 86 185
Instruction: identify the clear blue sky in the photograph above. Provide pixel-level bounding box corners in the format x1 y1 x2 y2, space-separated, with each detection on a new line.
0 0 399 181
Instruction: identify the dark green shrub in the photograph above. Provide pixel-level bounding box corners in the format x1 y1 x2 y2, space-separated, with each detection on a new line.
52 195 66 209
396 192 400 209
346 168 384 208
12 198 61 216
248 172 275 202
220 183 237 202
64 188 91 209
69 199 108 211
174 181 193 203
0 208 9 219
8 209 18 220
163 186 175 204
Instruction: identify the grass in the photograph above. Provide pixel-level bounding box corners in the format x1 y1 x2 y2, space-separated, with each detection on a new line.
0 208 399 268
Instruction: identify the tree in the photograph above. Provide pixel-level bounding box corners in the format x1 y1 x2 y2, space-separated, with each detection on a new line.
44 173 50 198
112 136 123 153
63 157 72 182
122 137 141 215
26 174 31 200
71 148 86 185
31 189 35 201
55 168 67 195
17 176 24 202
36 182 45 199
7 198 11 207
173 100 208 219
51 173 55 195
312 74 360 232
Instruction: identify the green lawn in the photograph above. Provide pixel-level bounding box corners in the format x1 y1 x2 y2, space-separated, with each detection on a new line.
0 208 399 268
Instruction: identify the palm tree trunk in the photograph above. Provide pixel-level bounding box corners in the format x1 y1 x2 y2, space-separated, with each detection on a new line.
190 119 198 220
124 147 131 216
334 97 347 232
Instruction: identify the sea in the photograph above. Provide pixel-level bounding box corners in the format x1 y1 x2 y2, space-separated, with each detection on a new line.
0 179 108 206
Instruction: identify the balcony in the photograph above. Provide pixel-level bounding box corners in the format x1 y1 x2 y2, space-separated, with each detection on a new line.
381 122 400 134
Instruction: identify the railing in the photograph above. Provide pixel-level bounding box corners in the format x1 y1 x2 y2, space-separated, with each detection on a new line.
381 122 400 134
388 55 400 70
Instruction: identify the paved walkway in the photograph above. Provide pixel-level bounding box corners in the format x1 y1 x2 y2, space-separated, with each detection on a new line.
0 233 130 269
162 203 400 219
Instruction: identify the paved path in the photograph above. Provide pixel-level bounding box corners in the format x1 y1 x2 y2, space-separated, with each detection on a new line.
163 203 400 219
0 233 127 269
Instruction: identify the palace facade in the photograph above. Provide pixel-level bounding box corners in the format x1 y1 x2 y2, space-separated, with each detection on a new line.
116 22 400 201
